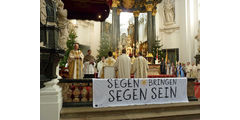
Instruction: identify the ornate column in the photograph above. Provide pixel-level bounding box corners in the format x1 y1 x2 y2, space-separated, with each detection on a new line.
117 9 122 50
100 22 104 40
133 10 140 56
111 0 119 50
152 8 157 42
145 3 154 54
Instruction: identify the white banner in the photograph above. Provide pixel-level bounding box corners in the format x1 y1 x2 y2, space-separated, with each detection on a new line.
93 78 189 108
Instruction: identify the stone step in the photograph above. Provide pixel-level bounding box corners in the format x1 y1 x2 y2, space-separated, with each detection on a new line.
61 101 200 120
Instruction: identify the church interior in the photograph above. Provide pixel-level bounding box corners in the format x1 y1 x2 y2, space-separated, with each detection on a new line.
3 0 240 119
40 0 200 120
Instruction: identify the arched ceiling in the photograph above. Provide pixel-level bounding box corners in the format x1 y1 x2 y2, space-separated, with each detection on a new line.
62 0 111 21
62 0 162 21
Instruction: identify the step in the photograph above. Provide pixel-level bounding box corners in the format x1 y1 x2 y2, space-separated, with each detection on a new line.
61 109 199 120
61 101 200 119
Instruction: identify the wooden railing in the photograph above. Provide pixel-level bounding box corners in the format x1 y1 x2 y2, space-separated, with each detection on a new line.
58 78 93 107
58 78 198 107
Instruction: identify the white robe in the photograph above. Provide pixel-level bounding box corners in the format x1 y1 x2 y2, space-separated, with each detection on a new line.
101 57 116 78
132 56 149 78
186 65 192 78
83 62 96 75
97 61 104 78
191 65 197 78
197 64 200 82
114 54 131 78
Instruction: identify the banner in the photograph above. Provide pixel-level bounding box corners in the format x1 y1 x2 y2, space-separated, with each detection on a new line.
93 78 188 108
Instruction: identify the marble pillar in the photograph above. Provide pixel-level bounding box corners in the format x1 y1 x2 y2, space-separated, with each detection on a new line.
145 4 154 53
152 9 157 42
133 11 140 56
112 7 117 50
117 9 122 50
111 0 119 50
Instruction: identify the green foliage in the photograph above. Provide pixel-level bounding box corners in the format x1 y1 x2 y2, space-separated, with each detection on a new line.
59 31 77 67
96 33 112 62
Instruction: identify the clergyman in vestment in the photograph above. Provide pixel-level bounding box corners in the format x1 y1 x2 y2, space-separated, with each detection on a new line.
114 49 131 78
97 56 105 78
104 52 116 66
101 51 116 78
68 43 84 79
132 52 149 78
83 50 96 78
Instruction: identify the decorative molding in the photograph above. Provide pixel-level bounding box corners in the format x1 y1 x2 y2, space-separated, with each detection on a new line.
117 9 122 15
46 22 57 27
133 10 140 17
40 0 47 25
112 0 120 7
152 9 157 16
144 4 154 11
122 0 135 9
160 24 179 34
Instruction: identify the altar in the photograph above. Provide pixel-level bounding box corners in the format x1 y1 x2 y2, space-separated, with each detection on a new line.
131 63 176 78
148 64 161 75
59 63 175 79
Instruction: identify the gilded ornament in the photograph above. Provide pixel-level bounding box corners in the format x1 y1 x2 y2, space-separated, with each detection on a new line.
122 0 135 9
144 4 154 11
117 9 122 15
152 9 157 16
133 11 140 17
81 87 88 102
73 86 80 102
112 0 120 7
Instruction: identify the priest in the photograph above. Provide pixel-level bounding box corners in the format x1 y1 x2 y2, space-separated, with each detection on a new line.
132 52 149 78
83 49 96 78
97 56 105 78
104 51 116 66
101 51 116 78
68 43 84 79
114 49 131 78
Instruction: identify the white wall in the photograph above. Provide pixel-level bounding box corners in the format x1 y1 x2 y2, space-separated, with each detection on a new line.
155 0 199 63
74 20 101 57
92 22 101 57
